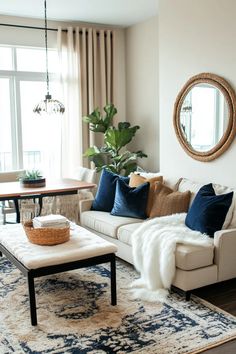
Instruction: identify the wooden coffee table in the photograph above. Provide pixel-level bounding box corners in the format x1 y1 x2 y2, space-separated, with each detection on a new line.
0 223 117 326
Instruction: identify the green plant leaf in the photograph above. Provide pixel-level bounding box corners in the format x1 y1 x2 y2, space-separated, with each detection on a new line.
123 162 138 176
105 164 120 174
135 150 148 158
90 124 106 133
83 105 116 133
83 146 109 168
104 125 140 152
92 154 107 168
103 103 117 128
83 108 101 124
82 103 147 175
116 153 135 169
104 103 117 117
20 169 42 180
118 122 131 130
83 146 101 157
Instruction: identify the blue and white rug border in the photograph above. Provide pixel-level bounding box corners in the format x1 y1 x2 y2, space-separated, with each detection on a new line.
186 295 236 354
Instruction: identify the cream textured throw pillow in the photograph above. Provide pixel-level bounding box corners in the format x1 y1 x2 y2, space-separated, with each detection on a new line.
129 173 163 216
149 181 191 218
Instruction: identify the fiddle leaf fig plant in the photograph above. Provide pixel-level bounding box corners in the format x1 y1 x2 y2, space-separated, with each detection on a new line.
83 105 117 133
83 104 147 176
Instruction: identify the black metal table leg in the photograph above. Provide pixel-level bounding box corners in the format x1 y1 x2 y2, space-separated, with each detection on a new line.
38 196 43 216
27 273 37 326
14 199 20 223
0 245 116 325
110 255 117 306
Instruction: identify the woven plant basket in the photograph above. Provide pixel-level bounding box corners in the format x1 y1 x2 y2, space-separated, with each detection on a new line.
23 221 70 246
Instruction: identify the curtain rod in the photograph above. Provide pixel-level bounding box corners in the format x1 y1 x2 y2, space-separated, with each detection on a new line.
0 23 112 36
0 22 61 32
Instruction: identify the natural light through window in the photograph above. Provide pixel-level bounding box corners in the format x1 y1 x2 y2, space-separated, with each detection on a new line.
0 78 12 171
16 48 59 73
0 45 62 177
0 47 13 70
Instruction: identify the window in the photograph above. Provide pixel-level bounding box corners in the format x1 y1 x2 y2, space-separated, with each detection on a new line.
0 78 12 171
0 45 62 177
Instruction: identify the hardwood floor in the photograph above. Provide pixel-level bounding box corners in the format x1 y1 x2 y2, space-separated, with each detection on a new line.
192 278 236 354
193 278 236 316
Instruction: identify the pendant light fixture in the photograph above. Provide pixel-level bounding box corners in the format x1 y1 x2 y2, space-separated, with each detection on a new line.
33 0 65 115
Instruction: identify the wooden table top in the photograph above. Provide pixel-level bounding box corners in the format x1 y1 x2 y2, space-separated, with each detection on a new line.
0 178 96 199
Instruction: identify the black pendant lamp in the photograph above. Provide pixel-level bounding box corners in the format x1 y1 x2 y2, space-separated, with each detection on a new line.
33 0 65 115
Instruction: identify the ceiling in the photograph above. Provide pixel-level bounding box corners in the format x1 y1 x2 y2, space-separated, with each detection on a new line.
0 0 158 27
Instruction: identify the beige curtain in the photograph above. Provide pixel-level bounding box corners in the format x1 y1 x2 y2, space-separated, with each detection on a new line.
57 26 114 174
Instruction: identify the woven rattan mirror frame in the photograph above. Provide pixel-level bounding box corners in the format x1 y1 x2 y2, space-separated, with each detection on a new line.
173 73 236 162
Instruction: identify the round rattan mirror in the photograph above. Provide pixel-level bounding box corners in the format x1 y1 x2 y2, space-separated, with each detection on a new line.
173 73 236 161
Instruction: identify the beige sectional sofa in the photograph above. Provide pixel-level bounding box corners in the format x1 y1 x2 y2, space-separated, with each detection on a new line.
79 176 236 298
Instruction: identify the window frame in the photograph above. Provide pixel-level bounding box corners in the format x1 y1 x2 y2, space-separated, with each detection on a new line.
0 44 59 171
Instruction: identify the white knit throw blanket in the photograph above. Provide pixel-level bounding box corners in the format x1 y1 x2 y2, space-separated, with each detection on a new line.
131 213 213 302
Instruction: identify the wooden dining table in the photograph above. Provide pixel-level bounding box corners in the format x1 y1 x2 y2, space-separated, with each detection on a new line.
0 179 96 223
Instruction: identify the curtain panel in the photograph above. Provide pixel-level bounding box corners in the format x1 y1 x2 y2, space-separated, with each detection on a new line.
57 27 114 176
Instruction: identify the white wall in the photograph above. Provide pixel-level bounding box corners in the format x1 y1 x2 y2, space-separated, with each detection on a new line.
0 15 64 47
159 0 236 188
126 16 159 172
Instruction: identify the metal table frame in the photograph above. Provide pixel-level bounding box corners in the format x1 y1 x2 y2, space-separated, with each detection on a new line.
0 189 79 223
0 246 116 326
0 179 96 223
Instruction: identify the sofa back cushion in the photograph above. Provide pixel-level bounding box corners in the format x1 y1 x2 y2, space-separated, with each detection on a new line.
135 171 176 189
129 173 163 216
91 169 129 212
176 178 202 204
149 182 191 218
185 183 233 237
111 179 149 219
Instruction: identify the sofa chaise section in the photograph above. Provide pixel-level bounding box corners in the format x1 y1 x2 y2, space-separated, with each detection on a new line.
79 177 236 297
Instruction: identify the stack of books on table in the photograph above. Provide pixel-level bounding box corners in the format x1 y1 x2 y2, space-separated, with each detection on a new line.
33 215 70 229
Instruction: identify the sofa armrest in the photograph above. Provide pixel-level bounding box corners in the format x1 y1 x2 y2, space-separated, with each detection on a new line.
79 199 93 213
214 228 236 281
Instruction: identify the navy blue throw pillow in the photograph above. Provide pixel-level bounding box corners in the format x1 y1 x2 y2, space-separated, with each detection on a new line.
185 183 233 237
91 169 129 212
111 179 150 219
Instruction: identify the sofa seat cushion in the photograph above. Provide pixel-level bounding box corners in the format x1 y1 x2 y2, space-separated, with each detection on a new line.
176 244 214 270
117 223 214 270
117 222 143 245
80 211 143 239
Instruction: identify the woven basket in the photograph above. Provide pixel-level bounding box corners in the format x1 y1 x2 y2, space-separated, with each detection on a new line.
23 221 70 246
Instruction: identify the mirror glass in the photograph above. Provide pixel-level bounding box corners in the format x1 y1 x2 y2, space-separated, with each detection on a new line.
180 83 229 152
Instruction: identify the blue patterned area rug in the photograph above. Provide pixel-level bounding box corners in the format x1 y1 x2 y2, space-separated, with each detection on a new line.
0 257 236 354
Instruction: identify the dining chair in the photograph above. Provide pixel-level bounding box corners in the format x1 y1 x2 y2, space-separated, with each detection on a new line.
0 170 40 224
0 170 24 224
52 167 97 224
